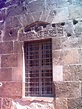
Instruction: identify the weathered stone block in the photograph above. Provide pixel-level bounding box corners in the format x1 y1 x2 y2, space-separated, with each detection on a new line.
1 54 18 67
0 42 13 54
52 50 62 65
5 16 22 29
40 10 50 22
0 82 22 98
4 16 12 29
12 53 23 82
72 0 82 5
46 10 56 23
0 55 1 68
0 68 12 81
46 0 68 9
0 1 5 9
67 97 82 109
0 36 1 42
69 5 82 19
19 13 29 27
0 97 1 109
61 37 79 49
7 5 26 17
45 0 57 10
78 37 82 48
12 67 22 82
55 98 68 109
52 37 62 50
78 49 82 64
55 82 81 98
25 13 34 25
74 22 82 36
3 28 18 41
52 7 69 23
2 97 13 109
0 9 5 21
13 41 23 53
63 65 82 81
0 30 3 41
18 32 27 41
63 21 74 36
27 0 45 12
53 65 63 82
0 21 5 30
12 16 22 28
53 49 79 65
81 82 82 97
32 11 42 22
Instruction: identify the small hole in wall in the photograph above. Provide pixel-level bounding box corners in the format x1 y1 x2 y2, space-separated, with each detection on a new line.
0 82 2 87
43 25 46 28
61 22 65 26
35 27 40 32
15 5 17 8
73 19 78 25
9 31 13 35
53 10 56 15
25 28 31 32
22 6 27 11
67 33 71 37
0 31 2 35
52 24 55 27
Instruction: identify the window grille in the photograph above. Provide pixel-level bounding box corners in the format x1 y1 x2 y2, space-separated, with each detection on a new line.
24 39 53 97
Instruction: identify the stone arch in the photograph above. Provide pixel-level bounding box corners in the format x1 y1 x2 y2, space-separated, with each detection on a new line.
24 21 50 32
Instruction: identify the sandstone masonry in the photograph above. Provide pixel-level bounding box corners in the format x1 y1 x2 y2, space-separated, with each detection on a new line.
0 0 82 109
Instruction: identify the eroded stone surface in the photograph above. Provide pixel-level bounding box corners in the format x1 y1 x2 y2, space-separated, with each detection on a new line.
2 98 13 109
0 0 82 109
0 82 22 98
53 49 79 65
63 65 82 81
4 28 18 41
1 54 18 67
55 82 81 98
13 101 55 109
0 68 12 81
0 42 13 54
55 98 68 109
67 97 82 109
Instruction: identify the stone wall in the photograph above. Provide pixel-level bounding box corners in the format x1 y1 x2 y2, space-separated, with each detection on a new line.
0 0 82 109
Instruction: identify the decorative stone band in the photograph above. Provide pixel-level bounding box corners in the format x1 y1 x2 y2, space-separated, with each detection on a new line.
19 22 64 41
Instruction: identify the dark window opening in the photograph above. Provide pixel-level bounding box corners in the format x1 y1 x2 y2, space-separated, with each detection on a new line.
24 39 54 97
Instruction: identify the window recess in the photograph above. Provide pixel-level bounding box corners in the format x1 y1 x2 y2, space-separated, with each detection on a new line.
24 39 54 97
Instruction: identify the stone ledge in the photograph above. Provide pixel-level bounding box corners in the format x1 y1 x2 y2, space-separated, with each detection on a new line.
21 97 54 102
